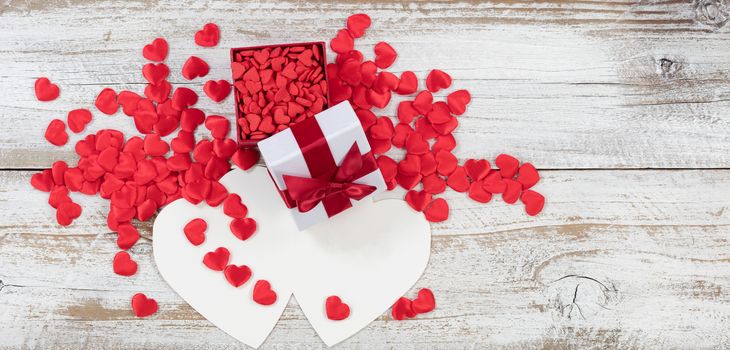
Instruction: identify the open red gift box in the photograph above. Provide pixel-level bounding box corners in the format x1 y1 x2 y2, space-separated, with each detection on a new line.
230 41 330 148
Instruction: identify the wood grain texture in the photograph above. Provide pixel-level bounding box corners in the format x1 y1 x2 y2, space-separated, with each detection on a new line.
2 0 730 349
2 169 730 349
1 0 730 169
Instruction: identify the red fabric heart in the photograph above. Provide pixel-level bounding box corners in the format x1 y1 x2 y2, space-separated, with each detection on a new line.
446 166 470 192
468 181 493 203
213 138 237 159
447 89 471 115
113 251 138 276
34 77 60 101
142 38 168 62
117 90 142 116
56 201 82 226
330 29 354 54
116 223 140 250
223 193 248 218
171 87 198 110
422 174 446 194
131 293 158 318
397 101 419 124
97 147 119 172
49 186 71 209
95 88 119 115
395 71 418 95
203 247 230 271
204 115 230 139
482 171 506 194
136 198 157 221
67 109 92 134
521 189 545 216
426 69 452 93
194 23 220 47
231 148 260 171
405 190 432 212
325 296 351 321
30 170 54 192
224 264 252 288
347 13 371 38
360 61 377 87
204 156 231 181
376 155 398 183
423 197 449 222
206 180 229 207
427 102 452 125
144 81 171 104
154 116 180 138
502 179 522 204
143 134 169 157
495 154 519 178
391 297 416 320
391 123 413 148
373 41 397 69
182 56 210 80
435 150 457 176
44 119 68 146
181 108 205 132
395 172 422 191
405 132 429 155
204 80 231 103
517 163 540 189
253 280 277 306
338 59 362 86
432 134 456 152
373 71 399 93
365 88 391 109
171 131 195 153
230 217 257 240
368 117 394 140
412 90 433 115
411 288 436 314
50 161 67 185
142 63 169 85
431 115 458 135
183 218 207 246
419 152 436 175
464 159 490 181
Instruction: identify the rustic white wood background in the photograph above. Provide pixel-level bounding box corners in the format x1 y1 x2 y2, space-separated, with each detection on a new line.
1 0 730 349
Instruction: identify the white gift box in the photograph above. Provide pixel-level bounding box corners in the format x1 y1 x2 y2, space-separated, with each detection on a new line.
257 101 387 230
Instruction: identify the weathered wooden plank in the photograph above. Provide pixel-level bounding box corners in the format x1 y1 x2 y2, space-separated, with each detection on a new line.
1 169 729 348
1 1 730 169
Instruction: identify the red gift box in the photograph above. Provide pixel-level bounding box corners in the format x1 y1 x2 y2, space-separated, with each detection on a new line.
230 42 330 149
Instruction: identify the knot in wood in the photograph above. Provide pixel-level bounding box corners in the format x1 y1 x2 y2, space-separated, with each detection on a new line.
694 0 729 28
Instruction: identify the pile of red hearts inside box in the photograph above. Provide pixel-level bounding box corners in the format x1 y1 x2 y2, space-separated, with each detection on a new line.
30 14 543 320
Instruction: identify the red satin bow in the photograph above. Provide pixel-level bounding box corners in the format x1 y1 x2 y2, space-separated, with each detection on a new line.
283 143 377 214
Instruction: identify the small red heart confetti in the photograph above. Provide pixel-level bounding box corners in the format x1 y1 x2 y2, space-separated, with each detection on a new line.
411 288 436 314
224 264 252 288
468 181 493 203
521 190 545 216
412 91 433 115
405 190 432 212
423 197 449 222
95 88 119 115
230 217 257 240
253 280 277 305
435 150 458 176
223 193 248 218
464 159 490 181
44 119 68 146
116 223 140 250
205 115 230 139
117 91 142 116
395 172 422 191
113 251 138 276
182 56 210 80
446 166 470 192
183 218 207 246
422 174 446 194
502 178 522 204
67 109 92 134
143 133 169 157
144 81 171 104
194 23 220 47
517 163 540 189
347 13 371 38
231 148 259 170
391 297 416 320
373 41 397 69
203 247 230 271
425 69 452 93
482 171 506 193
395 71 418 95
30 170 54 192
34 77 60 101
495 154 519 178
131 293 158 318
330 29 354 54
325 296 350 321
142 38 168 62
432 134 456 152
447 89 471 115
56 201 82 226
142 63 170 85
204 80 231 103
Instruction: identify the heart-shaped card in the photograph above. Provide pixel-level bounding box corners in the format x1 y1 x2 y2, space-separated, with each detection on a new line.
152 167 431 347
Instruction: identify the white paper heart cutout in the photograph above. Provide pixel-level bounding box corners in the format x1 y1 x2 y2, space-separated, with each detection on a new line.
152 167 431 348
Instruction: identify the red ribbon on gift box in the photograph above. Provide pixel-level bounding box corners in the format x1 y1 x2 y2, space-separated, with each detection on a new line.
278 117 378 217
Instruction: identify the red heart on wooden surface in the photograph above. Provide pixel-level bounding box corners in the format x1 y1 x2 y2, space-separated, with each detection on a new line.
495 154 519 179
425 69 452 93
113 251 138 276
56 201 82 226
182 56 210 80
412 90 433 115
346 13 371 38
95 88 119 115
395 71 418 95
521 190 545 216
142 38 168 62
67 109 92 133
171 87 198 111
373 42 397 69
468 181 492 203
447 89 471 115
391 297 415 320
411 288 435 314
195 23 220 47
204 80 232 103
131 293 158 318
330 29 354 54
423 197 449 223
517 163 540 189
205 115 230 139
464 159 490 181
34 77 60 101
44 119 68 146
446 166 470 192
325 296 351 320
142 63 170 85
